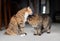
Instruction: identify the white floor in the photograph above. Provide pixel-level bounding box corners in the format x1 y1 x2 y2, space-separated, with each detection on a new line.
0 23 60 41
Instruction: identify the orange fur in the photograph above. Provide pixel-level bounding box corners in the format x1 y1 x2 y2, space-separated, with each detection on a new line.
5 7 33 35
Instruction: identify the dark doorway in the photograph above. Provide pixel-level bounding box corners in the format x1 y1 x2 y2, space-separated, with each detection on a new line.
49 0 60 23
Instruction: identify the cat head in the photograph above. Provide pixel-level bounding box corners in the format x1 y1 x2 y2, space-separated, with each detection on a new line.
26 7 33 15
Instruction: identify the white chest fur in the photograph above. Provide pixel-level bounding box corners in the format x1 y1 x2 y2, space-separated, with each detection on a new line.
24 12 29 23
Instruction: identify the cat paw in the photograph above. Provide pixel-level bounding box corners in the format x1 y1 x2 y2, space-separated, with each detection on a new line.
20 34 26 36
47 32 50 34
25 33 27 35
38 34 41 36
34 34 37 35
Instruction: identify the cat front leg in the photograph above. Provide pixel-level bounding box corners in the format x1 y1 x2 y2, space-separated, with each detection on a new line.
18 23 27 35
46 25 51 34
34 27 38 35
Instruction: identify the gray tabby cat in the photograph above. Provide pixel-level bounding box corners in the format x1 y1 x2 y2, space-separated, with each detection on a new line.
27 13 52 36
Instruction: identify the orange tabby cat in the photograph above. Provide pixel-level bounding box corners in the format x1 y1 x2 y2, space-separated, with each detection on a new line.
27 13 52 36
5 7 33 35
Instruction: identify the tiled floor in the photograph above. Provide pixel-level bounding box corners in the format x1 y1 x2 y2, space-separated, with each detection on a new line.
0 23 60 41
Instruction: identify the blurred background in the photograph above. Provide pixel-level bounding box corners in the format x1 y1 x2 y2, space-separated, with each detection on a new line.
0 0 60 30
